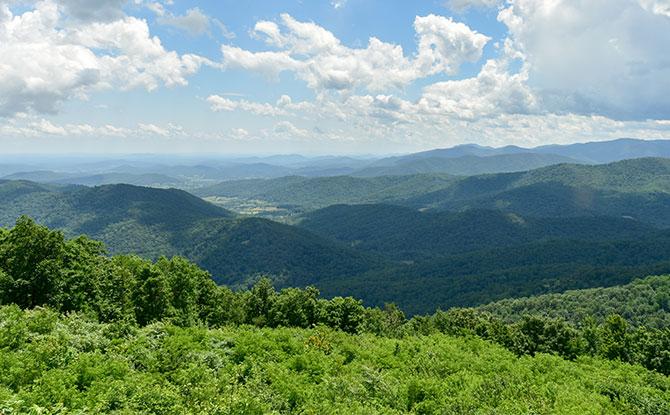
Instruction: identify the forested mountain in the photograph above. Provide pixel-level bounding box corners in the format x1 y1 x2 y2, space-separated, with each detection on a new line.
192 174 460 210
374 138 670 164
406 158 670 226
532 138 670 163
478 274 670 329
4 177 670 316
4 171 186 187
0 182 388 288
352 153 585 177
297 204 653 261
318 232 670 315
197 157 670 226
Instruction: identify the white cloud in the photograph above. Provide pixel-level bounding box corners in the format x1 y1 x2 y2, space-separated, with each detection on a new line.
273 120 307 137
31 119 67 135
143 1 166 16
0 0 208 116
206 95 287 116
638 0 670 17
417 59 538 120
139 122 184 136
99 124 133 136
212 18 235 39
221 45 301 82
221 13 490 92
497 0 670 120
414 14 491 76
229 127 250 140
158 7 210 35
66 123 95 134
331 0 346 9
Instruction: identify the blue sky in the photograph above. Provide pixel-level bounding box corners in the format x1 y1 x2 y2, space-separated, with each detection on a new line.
1 0 670 154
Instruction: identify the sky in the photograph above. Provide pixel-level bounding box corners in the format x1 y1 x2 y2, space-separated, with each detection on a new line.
1 0 670 155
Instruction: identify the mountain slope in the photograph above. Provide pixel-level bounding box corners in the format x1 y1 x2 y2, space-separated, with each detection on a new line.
477 274 670 329
195 158 670 226
353 153 585 177
297 204 654 261
316 231 670 315
403 158 670 226
0 181 387 286
193 174 459 210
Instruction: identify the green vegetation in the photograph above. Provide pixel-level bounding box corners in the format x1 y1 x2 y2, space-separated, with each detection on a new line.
192 174 460 213
4 181 670 317
325 234 670 315
195 158 670 226
0 184 388 289
352 152 584 177
406 158 670 226
297 204 653 261
2 219 670 413
478 275 670 329
3 307 670 415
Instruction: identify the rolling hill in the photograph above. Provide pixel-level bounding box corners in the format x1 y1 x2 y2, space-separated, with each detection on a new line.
405 158 670 226
316 232 670 315
352 152 585 177
195 157 670 226
0 181 388 287
192 174 460 210
297 204 654 261
477 274 670 329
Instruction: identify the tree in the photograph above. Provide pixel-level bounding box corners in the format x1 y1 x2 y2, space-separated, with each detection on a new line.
243 278 277 327
132 264 174 326
0 217 66 308
600 314 630 361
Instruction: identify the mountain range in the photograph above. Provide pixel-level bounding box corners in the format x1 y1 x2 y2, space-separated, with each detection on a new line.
5 138 670 186
4 151 670 315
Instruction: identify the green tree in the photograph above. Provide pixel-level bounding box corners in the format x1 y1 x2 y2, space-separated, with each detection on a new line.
600 314 630 361
0 217 66 308
243 278 277 327
132 264 174 326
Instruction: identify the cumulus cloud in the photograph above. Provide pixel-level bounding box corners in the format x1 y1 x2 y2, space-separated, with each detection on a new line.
0 0 208 116
206 95 287 116
221 13 490 92
418 59 538 120
31 119 67 135
220 46 301 82
158 7 210 35
273 120 307 137
638 0 670 17
139 122 184 136
497 0 670 120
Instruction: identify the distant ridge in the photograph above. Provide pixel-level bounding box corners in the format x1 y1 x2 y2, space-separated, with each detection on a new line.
351 153 585 177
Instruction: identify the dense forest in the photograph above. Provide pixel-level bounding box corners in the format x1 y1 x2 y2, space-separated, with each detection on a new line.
5 166 670 316
478 275 670 329
1 218 670 413
194 157 670 226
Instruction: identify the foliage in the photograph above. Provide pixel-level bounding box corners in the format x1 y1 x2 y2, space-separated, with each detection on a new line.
478 274 670 329
193 157 670 226
2 306 670 414
297 204 653 261
0 186 388 290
